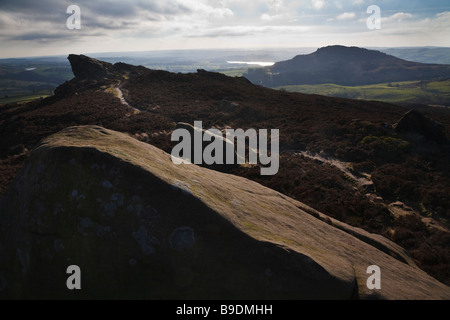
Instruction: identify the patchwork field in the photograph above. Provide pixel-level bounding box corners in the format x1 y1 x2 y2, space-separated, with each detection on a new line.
277 79 450 106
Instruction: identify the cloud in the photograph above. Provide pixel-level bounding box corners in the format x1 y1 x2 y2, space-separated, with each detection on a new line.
361 10 450 46
432 11 450 26
1 0 450 58
260 0 289 21
337 12 355 20
8 32 75 41
188 25 311 38
261 13 274 21
268 0 285 12
0 0 235 43
0 0 65 14
7 31 106 42
381 12 413 23
177 0 234 19
311 0 326 10
261 13 286 21
0 11 21 28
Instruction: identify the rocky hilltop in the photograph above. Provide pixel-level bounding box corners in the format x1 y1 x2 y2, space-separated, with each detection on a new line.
68 54 121 80
0 125 449 299
394 109 448 144
54 54 147 97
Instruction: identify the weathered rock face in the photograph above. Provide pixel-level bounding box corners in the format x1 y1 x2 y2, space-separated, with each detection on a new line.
0 126 449 299
55 55 147 97
394 109 448 144
68 54 121 80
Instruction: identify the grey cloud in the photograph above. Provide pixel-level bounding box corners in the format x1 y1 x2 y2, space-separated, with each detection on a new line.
0 0 191 38
6 29 107 42
80 1 141 18
5 26 108 42
0 0 236 45
8 31 80 41
0 3 73 28
0 0 68 24
136 0 192 16
0 0 65 12
0 0 191 20
73 0 192 18
82 19 140 31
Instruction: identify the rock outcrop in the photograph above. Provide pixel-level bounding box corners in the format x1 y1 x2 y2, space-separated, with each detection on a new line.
68 54 121 80
54 55 146 97
0 125 449 299
394 109 448 144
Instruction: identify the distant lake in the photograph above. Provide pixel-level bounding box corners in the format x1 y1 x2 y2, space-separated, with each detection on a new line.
226 61 274 67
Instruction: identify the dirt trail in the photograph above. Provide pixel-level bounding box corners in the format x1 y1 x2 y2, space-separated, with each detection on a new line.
296 151 372 188
296 151 449 234
114 85 143 114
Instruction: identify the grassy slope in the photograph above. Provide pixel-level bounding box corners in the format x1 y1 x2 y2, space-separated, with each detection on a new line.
219 67 250 77
277 79 450 106
0 92 51 104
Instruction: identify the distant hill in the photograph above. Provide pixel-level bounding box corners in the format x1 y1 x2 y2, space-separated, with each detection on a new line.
380 47 450 65
245 45 450 87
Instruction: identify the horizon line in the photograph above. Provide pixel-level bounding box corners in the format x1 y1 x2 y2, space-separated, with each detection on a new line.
2 45 450 60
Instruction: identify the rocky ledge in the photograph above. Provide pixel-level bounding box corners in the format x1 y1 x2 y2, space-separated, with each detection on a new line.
0 125 448 299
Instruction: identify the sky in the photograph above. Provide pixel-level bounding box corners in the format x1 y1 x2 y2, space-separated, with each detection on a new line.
0 0 449 58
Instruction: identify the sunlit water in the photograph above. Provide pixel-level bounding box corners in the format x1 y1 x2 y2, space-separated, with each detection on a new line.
226 61 274 67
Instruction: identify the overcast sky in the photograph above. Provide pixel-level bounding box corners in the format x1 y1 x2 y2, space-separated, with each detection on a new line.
0 0 449 58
